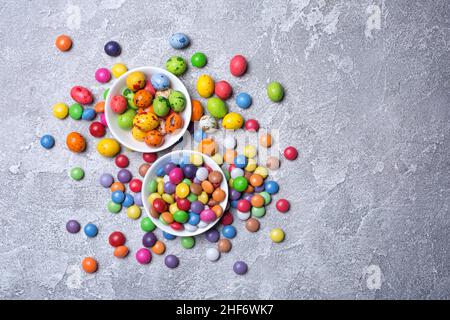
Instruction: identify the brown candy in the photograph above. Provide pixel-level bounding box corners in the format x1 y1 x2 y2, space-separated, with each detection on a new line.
208 199 219 207
218 239 232 253
150 205 159 218
208 171 223 184
244 171 252 180
139 163 151 177
245 218 260 232
190 183 202 195
266 156 280 170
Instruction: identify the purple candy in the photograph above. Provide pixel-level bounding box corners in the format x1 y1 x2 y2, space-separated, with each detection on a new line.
243 193 253 202
254 185 265 192
165 254 179 268
190 201 204 214
142 232 157 247
183 164 197 179
66 220 81 233
230 189 241 201
233 261 248 275
205 229 220 243
134 192 143 206
164 182 176 194
99 173 114 188
117 169 132 183
164 162 177 175
193 177 201 184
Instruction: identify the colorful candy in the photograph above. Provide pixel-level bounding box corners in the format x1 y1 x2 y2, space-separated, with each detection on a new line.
55 34 72 51
284 146 298 160
70 167 84 181
169 33 190 49
52 102 69 119
69 103 83 120
245 218 260 232
108 231 126 247
135 248 152 264
207 97 228 118
95 68 111 83
66 220 81 233
276 199 290 213
114 246 129 258
104 40 121 57
215 81 233 100
191 52 207 68
166 56 187 76
99 173 114 188
230 55 247 77
206 248 220 261
151 73 170 90
115 154 129 168
84 223 98 238
97 138 120 157
244 119 259 132
165 254 179 268
222 112 244 130
267 81 284 102
196 74 215 98
236 92 252 109
66 132 86 153
233 261 248 275
112 63 128 78
70 86 93 105
269 228 285 243
222 225 236 239
40 135 55 149
82 257 98 273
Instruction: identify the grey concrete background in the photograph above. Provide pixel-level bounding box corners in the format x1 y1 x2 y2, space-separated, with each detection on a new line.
0 0 449 300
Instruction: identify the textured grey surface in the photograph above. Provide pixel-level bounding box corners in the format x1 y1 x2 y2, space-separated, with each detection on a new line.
0 0 449 300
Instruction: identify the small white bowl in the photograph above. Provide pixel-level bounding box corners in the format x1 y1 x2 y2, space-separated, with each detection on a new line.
142 150 229 237
105 66 192 153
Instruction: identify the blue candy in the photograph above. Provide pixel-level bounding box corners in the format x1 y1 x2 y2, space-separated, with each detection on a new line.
151 73 170 90
111 190 125 204
264 181 279 194
40 134 55 149
163 231 176 240
122 193 134 207
222 225 237 239
236 93 252 109
230 200 239 208
81 108 96 121
194 129 206 143
157 166 166 177
169 33 190 49
188 212 200 226
234 155 247 168
84 223 98 238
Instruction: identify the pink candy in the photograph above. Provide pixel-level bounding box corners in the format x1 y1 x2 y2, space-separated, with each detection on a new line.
214 80 233 100
200 209 216 223
135 248 152 264
169 167 184 184
95 68 111 83
70 86 93 105
100 113 108 127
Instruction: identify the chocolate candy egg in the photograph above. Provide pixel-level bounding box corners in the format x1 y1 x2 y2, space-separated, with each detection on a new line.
222 112 244 130
126 71 146 91
165 112 184 134
151 73 170 91
169 33 190 49
117 109 136 130
132 126 146 141
66 132 86 153
166 56 187 76
191 99 204 121
70 86 93 105
196 74 214 98
168 90 186 112
110 95 127 114
144 130 164 147
133 112 159 131
207 97 228 119
153 96 170 117
133 89 153 108
199 115 218 133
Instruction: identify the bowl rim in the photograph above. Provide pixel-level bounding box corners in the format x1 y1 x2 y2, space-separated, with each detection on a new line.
142 150 229 237
104 66 192 153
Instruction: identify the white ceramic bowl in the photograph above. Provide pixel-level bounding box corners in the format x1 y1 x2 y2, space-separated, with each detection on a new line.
105 66 192 153
142 150 229 237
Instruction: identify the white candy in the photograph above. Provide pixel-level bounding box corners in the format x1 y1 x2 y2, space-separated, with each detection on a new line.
224 136 236 149
206 248 220 261
196 167 209 181
230 168 244 179
237 210 250 221
184 224 198 232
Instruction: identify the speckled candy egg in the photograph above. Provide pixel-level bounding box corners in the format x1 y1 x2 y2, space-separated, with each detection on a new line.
196 74 214 98
144 130 164 147
151 73 170 91
165 112 184 134
133 112 159 132
222 112 244 130
207 97 228 119
199 115 218 133
66 132 86 153
126 71 146 91
168 90 186 112
169 33 190 49
70 86 93 105
166 56 187 76
133 89 153 108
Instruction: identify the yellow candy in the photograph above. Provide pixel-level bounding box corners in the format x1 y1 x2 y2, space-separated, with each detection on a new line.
52 102 68 119
148 193 161 205
176 183 190 199
243 145 257 158
228 178 234 188
97 138 121 157
112 63 128 78
156 177 164 183
126 71 146 91
131 126 146 141
133 112 159 131
269 228 285 243
211 153 224 165
245 158 257 172
190 153 204 166
162 193 174 204
254 166 268 178
157 181 165 195
127 205 141 220
169 203 179 214
196 74 215 98
222 112 244 130
198 191 209 204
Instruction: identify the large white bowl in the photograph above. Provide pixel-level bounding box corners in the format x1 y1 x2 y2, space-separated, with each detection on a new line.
105 66 192 153
142 150 229 237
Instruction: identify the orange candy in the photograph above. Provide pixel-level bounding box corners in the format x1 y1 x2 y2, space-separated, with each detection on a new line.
82 257 98 273
249 174 264 187
212 188 226 202
66 132 86 153
165 112 184 134
55 34 72 51
94 101 105 113
151 241 166 255
144 130 164 147
259 133 272 148
201 180 214 194
111 182 125 192
191 99 204 121
198 138 217 156
211 205 223 218
224 149 237 164
244 185 254 193
161 212 174 224
134 90 153 108
251 194 265 208
114 246 129 258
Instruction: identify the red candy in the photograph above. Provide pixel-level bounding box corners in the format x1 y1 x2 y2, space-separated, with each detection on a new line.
177 198 191 211
276 199 290 213
245 119 259 132
115 154 129 168
108 231 126 247
153 198 166 213
221 211 233 225
89 121 106 138
70 86 93 105
143 152 158 163
170 222 183 231
144 80 156 96
237 199 251 212
110 95 127 114
129 178 142 192
230 55 247 77
284 146 298 160
228 164 236 173
214 80 233 100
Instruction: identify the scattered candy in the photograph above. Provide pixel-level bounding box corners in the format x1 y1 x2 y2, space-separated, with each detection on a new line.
276 199 290 213
99 173 114 188
66 220 81 234
230 55 247 77
169 33 190 49
127 205 141 220
112 63 127 78
70 167 84 181
284 146 298 160
55 34 72 52
222 112 244 130
114 245 129 258
215 80 233 100
109 231 126 247
236 93 252 109
95 68 111 83
66 132 86 153
206 247 220 261
207 97 228 119
71 86 93 105
40 135 55 149
104 40 121 57
53 102 69 119
233 261 248 275
218 238 232 253
222 225 237 239
181 236 195 249
245 218 260 232
115 154 129 168
82 257 98 273
267 81 284 102
97 138 120 157
89 121 106 138
244 119 260 132
84 223 98 238
165 254 179 268
197 74 215 98
135 248 152 264
259 133 272 148
269 228 285 243
191 52 207 68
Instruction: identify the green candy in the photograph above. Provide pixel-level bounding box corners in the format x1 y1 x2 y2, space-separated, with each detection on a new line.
121 88 137 109
153 96 170 117
69 167 84 180
69 103 83 120
173 210 189 223
267 81 284 102
166 56 187 76
108 201 121 213
181 236 195 249
103 88 110 100
140 217 156 232
182 178 191 186
147 179 157 193
259 191 271 205
223 169 231 181
207 97 228 118
191 52 207 68
187 193 197 202
232 176 248 192
159 215 169 225
168 90 186 112
117 109 136 130
251 206 266 218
